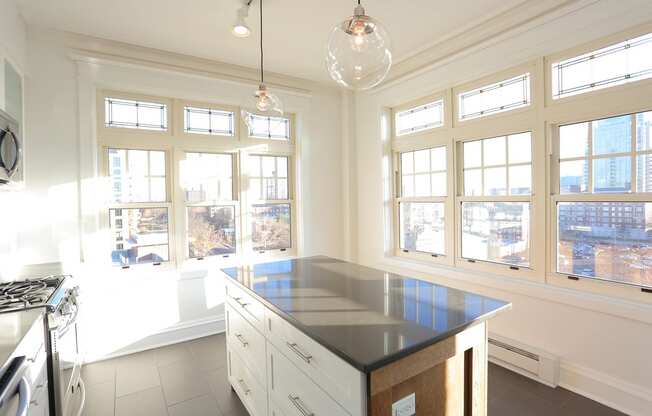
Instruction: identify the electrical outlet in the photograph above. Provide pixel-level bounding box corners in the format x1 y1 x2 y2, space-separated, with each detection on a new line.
392 392 416 416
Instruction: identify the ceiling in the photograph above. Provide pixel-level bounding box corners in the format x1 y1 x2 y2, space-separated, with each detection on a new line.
18 0 529 83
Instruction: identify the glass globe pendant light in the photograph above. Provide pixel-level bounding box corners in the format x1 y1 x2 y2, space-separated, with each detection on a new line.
242 0 283 128
326 0 392 90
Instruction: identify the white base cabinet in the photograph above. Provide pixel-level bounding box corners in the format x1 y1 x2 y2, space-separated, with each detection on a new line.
225 281 366 416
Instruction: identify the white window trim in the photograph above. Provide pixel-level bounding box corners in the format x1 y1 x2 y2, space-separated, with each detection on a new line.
389 26 652 304
97 91 298 272
547 111 652 303
454 130 538 280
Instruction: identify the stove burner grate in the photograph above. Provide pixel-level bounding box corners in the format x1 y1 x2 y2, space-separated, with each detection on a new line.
0 276 64 312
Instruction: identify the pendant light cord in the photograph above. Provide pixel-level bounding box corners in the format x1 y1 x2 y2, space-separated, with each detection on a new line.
259 0 264 84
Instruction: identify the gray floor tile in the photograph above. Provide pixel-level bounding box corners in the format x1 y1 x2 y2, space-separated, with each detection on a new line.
159 360 212 405
115 359 161 397
115 386 168 416
81 334 627 416
168 394 221 416
82 381 115 416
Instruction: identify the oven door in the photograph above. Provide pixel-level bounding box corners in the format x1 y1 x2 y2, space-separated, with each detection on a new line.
51 315 82 416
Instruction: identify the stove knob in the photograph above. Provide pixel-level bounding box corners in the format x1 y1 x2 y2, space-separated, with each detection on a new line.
71 286 80 297
61 302 74 315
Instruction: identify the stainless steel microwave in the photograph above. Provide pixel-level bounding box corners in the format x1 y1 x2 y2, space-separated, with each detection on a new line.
0 108 22 186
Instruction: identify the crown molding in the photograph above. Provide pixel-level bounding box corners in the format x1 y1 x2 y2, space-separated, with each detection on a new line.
58 30 332 97
371 0 599 93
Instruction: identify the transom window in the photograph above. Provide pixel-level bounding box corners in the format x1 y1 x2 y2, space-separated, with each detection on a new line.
247 114 291 140
395 100 443 136
458 74 530 121
552 32 652 99
184 106 234 136
105 97 167 131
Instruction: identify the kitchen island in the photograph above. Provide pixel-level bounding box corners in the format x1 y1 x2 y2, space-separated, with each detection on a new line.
222 256 511 416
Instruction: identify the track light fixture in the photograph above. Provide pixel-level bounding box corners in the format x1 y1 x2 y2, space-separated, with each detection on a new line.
232 0 252 38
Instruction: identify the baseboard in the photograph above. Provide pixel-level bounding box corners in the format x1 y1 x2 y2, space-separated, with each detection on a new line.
558 361 652 416
84 315 225 364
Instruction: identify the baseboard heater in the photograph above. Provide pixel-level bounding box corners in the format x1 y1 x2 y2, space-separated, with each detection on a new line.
488 333 559 387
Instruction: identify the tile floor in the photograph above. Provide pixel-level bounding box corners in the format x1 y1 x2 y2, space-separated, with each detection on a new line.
81 333 625 416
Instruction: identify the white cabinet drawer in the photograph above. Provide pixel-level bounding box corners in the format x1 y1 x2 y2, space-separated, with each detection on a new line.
225 280 266 333
269 398 289 416
226 304 266 386
268 343 350 416
229 349 267 416
266 310 365 416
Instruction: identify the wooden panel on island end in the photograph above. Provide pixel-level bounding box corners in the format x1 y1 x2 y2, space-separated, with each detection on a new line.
367 322 488 416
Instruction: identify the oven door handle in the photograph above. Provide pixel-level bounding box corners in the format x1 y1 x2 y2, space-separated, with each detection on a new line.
14 377 31 416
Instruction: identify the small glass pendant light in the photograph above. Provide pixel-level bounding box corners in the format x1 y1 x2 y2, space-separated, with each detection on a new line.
326 0 392 90
243 0 283 128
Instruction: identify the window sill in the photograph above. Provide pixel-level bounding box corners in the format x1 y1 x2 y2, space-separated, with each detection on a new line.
378 255 652 325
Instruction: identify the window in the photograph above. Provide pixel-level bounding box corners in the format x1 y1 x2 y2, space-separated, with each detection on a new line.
184 106 234 136
110 207 169 267
182 152 233 202
462 133 532 196
182 152 237 259
460 132 532 267
552 32 652 99
458 74 530 120
554 111 652 288
395 100 443 136
251 204 291 251
246 114 290 140
108 149 166 203
397 146 447 256
105 97 167 131
107 148 170 267
248 155 289 200
187 206 236 258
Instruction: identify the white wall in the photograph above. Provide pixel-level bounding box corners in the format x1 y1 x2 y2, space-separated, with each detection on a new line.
0 0 27 280
11 27 345 360
350 2 652 415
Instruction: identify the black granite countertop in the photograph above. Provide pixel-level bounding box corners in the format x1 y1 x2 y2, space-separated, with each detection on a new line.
222 256 511 373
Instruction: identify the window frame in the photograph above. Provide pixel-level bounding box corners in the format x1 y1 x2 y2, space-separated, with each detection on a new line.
97 91 298 271
453 63 536 126
240 110 296 144
100 143 176 270
548 110 652 300
545 24 652 107
180 99 239 139
393 143 452 265
454 130 536 276
242 151 296 256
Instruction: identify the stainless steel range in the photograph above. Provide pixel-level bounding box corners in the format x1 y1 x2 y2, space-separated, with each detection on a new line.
0 276 84 416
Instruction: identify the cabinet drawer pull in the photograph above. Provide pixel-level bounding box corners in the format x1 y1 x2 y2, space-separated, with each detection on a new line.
232 296 249 308
286 342 312 364
288 395 314 416
235 334 249 347
237 378 251 395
